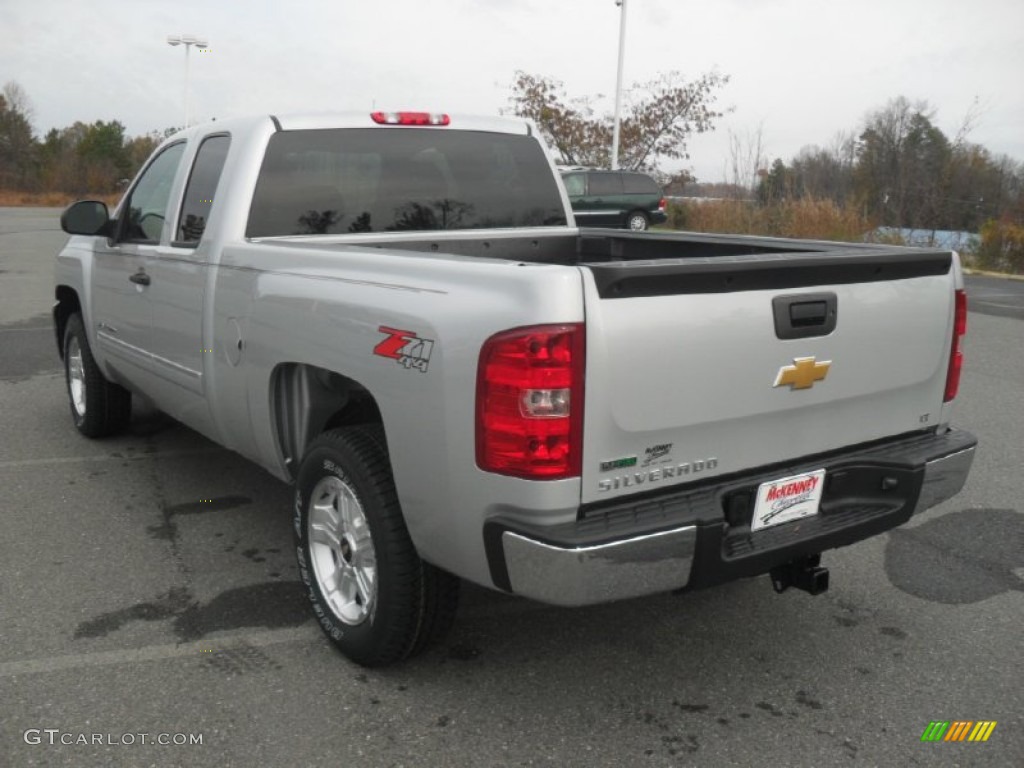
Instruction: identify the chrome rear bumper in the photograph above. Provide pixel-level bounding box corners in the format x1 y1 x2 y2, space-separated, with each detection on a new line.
493 430 976 607
501 526 696 607
917 446 976 514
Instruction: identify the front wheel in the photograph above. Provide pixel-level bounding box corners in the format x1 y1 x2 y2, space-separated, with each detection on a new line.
63 313 132 437
626 211 650 231
295 425 459 666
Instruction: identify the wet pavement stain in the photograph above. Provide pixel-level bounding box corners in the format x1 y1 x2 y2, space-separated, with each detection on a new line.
795 690 824 710
147 495 253 542
173 581 309 640
163 495 252 517
755 701 785 717
74 587 194 639
885 508 1023 604
73 581 308 641
672 701 709 713
241 547 266 563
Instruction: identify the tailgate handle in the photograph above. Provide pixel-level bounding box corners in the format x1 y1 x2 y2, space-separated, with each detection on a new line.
790 301 827 326
772 292 837 339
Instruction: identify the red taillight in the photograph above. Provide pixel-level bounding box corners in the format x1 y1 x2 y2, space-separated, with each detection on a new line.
476 324 585 479
658 197 666 212
370 111 450 126
944 289 967 402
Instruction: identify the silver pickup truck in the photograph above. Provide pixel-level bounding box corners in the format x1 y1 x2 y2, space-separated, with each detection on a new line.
54 111 976 666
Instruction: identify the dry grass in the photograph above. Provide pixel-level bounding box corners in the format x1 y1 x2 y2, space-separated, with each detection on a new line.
666 198 873 244
0 189 120 208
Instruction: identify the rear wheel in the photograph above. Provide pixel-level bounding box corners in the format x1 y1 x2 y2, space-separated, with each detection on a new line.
295 425 459 666
63 313 132 438
627 211 650 231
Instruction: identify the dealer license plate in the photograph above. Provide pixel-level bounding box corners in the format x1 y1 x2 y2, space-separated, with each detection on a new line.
751 469 826 532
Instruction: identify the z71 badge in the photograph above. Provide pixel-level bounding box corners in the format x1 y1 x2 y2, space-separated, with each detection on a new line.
374 326 434 373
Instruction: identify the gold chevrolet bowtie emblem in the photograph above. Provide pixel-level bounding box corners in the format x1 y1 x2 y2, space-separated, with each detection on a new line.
774 356 831 390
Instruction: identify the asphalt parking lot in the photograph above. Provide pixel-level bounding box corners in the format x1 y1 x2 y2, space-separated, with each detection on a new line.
964 272 1024 322
1 207 1021 767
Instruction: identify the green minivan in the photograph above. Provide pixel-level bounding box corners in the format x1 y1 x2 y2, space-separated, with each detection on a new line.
560 169 667 230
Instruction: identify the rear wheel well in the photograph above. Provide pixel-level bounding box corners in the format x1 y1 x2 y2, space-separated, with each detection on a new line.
54 286 82 360
271 363 384 480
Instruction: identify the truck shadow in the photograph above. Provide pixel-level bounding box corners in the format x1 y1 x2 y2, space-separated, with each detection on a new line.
884 507 1023 604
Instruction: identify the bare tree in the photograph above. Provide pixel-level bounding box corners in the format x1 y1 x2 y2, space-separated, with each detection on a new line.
2 81 34 124
508 70 729 172
725 124 766 196
0 81 37 189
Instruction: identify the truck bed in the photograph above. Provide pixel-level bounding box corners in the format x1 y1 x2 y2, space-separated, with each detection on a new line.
280 227 951 275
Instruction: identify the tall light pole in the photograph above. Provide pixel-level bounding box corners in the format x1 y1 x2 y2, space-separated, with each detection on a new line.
610 0 628 170
166 34 208 128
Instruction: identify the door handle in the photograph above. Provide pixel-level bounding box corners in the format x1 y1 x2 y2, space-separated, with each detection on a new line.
129 271 151 286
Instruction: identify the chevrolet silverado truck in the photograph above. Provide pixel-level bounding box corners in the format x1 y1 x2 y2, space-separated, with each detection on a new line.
54 111 977 666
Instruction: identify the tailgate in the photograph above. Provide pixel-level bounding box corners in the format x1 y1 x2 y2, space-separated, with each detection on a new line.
578 248 956 504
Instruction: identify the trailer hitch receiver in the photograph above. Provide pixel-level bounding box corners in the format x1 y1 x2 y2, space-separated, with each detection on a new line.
770 554 829 595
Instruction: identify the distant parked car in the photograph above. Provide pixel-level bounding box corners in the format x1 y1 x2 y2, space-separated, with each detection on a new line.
560 169 667 230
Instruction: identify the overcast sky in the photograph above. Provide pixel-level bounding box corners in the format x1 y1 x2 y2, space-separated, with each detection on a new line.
3 0 1022 182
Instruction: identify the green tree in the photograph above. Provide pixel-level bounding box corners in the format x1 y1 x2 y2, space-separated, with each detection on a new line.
855 97 952 229
757 158 799 205
76 120 130 192
789 136 856 206
38 122 88 193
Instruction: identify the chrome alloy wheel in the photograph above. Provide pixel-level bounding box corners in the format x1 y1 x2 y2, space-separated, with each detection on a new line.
307 475 378 625
628 213 648 231
67 337 86 416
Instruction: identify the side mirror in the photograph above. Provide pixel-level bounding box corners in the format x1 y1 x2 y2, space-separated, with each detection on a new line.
61 200 113 236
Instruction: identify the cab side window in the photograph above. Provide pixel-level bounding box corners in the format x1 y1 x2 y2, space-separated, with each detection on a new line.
177 135 231 245
122 142 186 243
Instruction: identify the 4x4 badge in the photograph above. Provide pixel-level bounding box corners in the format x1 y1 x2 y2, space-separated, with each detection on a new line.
774 356 831 390
374 326 434 373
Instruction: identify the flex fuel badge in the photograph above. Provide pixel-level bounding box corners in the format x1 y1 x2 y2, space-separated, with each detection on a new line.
374 326 434 372
600 456 637 472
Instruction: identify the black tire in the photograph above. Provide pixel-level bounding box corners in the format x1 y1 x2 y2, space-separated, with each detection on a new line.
295 425 459 666
409 560 461 657
626 211 649 231
63 313 132 438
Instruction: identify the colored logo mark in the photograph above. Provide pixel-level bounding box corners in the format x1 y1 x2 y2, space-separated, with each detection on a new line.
373 326 434 373
921 721 997 742
773 356 831 390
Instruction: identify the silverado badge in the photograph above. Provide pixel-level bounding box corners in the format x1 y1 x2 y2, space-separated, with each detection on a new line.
774 356 831 390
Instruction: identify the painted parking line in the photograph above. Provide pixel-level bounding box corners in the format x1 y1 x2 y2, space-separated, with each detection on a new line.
0 447 227 470
974 301 1024 310
0 626 317 678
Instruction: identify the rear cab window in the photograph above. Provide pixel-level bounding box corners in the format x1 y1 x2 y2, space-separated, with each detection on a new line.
246 128 567 237
176 134 231 246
